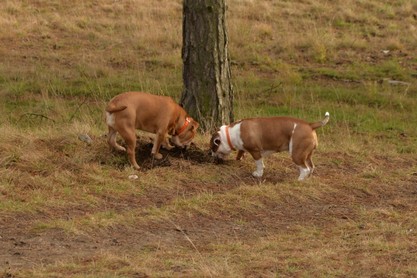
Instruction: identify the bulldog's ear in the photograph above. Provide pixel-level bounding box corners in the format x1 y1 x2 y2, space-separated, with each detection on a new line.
214 137 221 146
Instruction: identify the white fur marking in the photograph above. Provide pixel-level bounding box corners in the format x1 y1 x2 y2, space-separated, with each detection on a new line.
229 122 244 150
289 123 297 155
217 127 230 154
218 122 245 154
298 166 310 181
252 159 264 177
106 112 115 128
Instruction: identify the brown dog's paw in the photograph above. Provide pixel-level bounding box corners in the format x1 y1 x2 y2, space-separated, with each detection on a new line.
162 144 174 150
154 153 163 160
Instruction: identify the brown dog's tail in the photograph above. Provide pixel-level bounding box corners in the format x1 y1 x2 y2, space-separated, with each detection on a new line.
105 102 127 113
310 112 330 130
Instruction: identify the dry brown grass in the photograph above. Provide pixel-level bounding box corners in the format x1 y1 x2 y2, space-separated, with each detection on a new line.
1 0 417 277
1 119 416 277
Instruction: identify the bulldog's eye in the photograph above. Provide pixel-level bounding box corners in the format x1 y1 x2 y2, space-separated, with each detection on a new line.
214 138 221 146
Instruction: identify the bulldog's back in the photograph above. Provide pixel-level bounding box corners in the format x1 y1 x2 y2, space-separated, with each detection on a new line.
239 117 311 152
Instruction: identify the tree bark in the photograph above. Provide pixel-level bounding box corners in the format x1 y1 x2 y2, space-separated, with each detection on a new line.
181 0 234 132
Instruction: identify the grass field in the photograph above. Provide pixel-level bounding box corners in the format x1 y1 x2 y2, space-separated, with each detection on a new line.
1 0 417 277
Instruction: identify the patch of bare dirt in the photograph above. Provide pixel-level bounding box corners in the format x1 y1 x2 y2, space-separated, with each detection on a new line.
107 136 215 170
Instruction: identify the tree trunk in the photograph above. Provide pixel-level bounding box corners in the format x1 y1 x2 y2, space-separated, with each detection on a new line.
181 0 234 132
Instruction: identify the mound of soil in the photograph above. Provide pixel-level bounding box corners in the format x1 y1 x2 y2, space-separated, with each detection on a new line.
113 136 215 170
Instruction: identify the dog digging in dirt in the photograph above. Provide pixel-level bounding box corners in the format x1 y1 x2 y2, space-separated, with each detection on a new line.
209 112 330 181
105 92 199 170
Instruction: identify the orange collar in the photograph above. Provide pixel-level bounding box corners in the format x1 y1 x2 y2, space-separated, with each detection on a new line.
176 117 191 135
225 125 235 151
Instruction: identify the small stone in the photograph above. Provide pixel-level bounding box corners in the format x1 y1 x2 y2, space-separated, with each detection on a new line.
128 174 139 180
78 134 93 145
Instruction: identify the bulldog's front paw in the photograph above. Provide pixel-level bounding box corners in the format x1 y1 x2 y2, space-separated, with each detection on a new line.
236 150 245 161
252 170 263 178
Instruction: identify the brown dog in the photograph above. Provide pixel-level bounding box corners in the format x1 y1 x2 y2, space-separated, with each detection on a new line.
105 92 199 170
210 112 329 180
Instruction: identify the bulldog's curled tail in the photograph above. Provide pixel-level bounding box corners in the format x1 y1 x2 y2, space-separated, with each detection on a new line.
105 102 127 113
309 112 330 130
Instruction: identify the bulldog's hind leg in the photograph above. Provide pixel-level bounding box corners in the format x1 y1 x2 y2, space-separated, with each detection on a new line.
292 148 312 181
306 150 315 177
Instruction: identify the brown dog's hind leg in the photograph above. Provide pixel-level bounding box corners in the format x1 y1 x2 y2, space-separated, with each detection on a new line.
118 128 140 170
107 127 126 152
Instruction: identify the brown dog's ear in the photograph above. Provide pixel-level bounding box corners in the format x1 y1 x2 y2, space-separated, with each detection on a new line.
183 117 199 132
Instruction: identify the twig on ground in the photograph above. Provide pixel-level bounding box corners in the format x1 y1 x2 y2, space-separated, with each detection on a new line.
18 113 56 123
69 98 88 122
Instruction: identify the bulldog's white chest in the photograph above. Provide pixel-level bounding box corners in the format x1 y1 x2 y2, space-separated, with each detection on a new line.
228 122 245 150
218 122 245 153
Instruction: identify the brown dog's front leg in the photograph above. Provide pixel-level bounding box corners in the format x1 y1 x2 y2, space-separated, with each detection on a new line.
151 132 164 160
161 136 175 150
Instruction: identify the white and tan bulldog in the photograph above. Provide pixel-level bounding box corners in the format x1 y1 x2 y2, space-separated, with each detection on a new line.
105 92 199 170
210 112 329 180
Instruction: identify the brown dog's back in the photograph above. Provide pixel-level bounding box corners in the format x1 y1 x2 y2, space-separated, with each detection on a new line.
106 92 181 134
